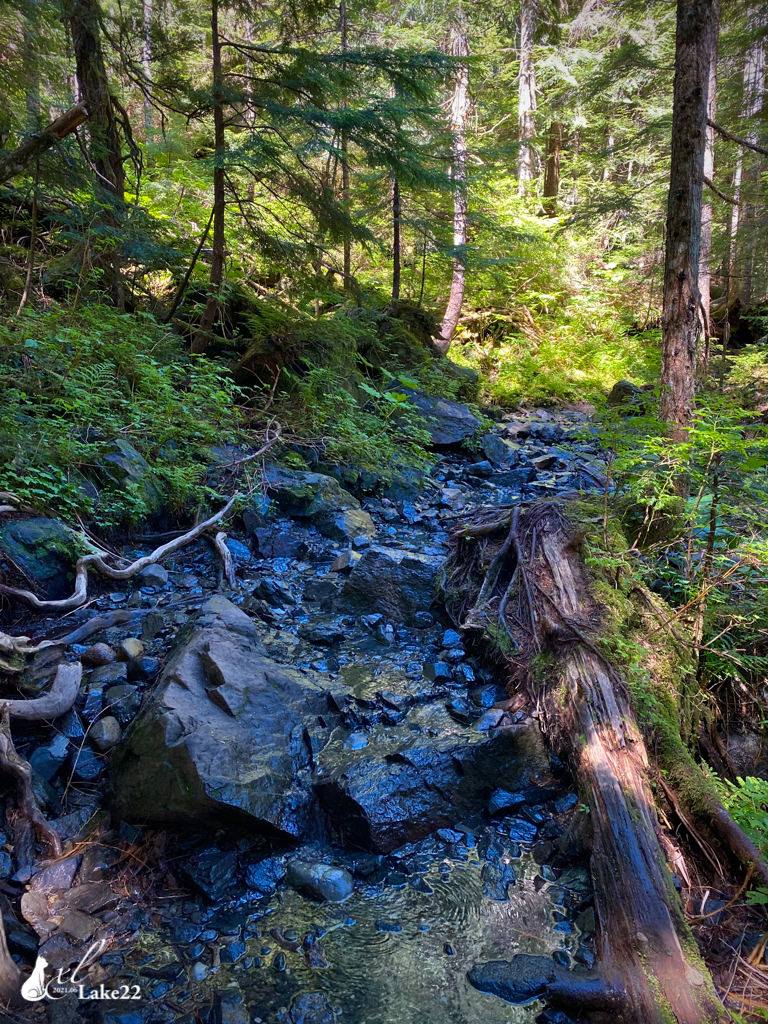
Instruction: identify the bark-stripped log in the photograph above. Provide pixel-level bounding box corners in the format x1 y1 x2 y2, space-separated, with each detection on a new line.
0 104 88 184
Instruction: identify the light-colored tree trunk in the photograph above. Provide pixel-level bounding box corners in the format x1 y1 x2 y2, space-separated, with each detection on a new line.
698 10 718 368
142 0 153 140
517 0 537 191
660 0 717 442
740 30 765 303
392 175 401 301
340 0 352 295
437 10 471 353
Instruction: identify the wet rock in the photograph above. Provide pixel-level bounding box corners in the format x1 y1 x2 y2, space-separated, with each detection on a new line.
575 906 596 933
536 1009 578 1024
318 714 550 852
90 716 122 752
111 597 338 835
127 656 160 682
286 861 354 902
330 549 361 573
488 789 526 815
69 746 102 782
298 623 346 647
481 435 522 468
289 992 335 1024
264 468 373 542
0 518 84 601
225 537 251 565
136 563 168 587
56 708 85 741
414 611 433 628
245 857 286 898
82 643 116 668
467 954 559 1003
181 846 238 902
116 638 144 662
481 860 516 901
398 387 481 447
90 662 128 687
316 507 376 544
250 523 312 559
341 546 442 626
492 466 536 488
466 460 493 478
503 818 538 844
104 684 140 726
303 578 339 611
254 577 295 608
30 734 70 781
220 939 246 963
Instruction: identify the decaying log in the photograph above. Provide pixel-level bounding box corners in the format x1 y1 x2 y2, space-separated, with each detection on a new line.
0 104 88 184
1 661 81 721
451 504 734 1023
213 531 236 588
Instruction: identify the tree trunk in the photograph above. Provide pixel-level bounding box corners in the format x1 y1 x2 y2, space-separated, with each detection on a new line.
340 0 352 296
660 0 716 442
452 506 731 1023
191 0 226 356
392 175 401 302
66 0 124 199
24 4 41 133
738 29 765 303
541 120 562 216
436 11 470 354
0 104 88 184
142 0 153 141
517 0 537 191
699 5 719 368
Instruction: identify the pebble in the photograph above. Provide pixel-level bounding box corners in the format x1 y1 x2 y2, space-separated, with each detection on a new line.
81 643 116 668
89 715 122 752
116 637 144 661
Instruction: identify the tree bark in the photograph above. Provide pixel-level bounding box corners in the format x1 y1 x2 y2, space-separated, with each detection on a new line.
142 0 154 141
541 120 563 216
436 10 470 354
0 104 88 185
738 29 765 303
65 0 124 199
699 5 719 368
517 0 537 191
660 0 717 442
191 0 226 355
340 0 352 296
453 506 731 1023
392 175 401 302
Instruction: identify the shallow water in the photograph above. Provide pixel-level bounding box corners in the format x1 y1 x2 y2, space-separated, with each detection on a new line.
133 847 578 1024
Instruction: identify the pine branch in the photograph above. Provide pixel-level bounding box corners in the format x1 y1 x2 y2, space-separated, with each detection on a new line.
707 118 768 158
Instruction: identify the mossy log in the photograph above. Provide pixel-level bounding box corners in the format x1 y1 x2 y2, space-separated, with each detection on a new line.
447 503 750 1023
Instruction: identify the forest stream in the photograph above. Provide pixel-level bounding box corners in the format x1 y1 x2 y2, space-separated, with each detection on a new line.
0 406 605 1024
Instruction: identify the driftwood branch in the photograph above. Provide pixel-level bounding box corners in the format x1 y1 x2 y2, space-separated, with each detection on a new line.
213 531 236 587
0 662 81 721
0 104 88 184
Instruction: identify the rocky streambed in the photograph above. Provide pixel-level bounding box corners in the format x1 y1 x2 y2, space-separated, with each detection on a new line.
0 403 607 1024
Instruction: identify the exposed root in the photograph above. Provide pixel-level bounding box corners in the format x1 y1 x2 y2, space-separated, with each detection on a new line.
0 661 81 721
0 493 241 613
0 707 62 858
213 531 237 588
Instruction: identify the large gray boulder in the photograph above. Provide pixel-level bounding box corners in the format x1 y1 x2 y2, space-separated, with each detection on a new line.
340 546 442 625
110 596 335 836
264 468 375 543
0 518 85 600
98 438 165 513
399 387 481 447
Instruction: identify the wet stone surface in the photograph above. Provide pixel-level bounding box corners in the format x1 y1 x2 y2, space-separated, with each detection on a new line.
0 406 605 1023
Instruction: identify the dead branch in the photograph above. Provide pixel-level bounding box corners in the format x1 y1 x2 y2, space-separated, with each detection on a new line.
0 104 88 184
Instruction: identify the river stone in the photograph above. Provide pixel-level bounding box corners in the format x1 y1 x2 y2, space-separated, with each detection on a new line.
82 643 116 668
467 955 560 1003
264 468 374 544
315 506 376 544
110 596 337 835
0 518 84 601
340 546 442 625
116 638 144 662
90 716 122 752
289 992 335 1024
398 387 481 447
136 563 168 587
286 861 353 902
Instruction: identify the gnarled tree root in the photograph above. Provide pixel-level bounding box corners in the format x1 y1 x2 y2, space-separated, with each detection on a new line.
0 493 241 613
448 503 732 1023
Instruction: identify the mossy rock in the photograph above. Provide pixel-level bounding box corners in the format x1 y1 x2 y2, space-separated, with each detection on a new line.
0 517 87 600
96 438 165 514
616 494 686 548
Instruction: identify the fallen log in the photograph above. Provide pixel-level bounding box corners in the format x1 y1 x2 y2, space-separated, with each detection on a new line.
0 104 88 185
447 503 741 1022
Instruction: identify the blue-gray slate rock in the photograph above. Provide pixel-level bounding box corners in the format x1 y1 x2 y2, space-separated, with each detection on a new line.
340 546 442 625
263 468 375 543
399 387 481 447
285 861 354 902
109 596 337 837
